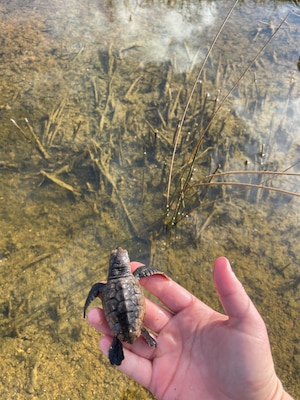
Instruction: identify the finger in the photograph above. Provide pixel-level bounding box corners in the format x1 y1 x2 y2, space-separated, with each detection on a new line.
144 297 173 333
87 307 111 335
213 257 264 329
100 335 153 389
131 262 195 314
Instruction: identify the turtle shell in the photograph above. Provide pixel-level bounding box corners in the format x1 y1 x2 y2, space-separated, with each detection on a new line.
102 274 145 344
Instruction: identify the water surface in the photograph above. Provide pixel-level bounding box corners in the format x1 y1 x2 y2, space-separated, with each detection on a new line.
0 0 299 398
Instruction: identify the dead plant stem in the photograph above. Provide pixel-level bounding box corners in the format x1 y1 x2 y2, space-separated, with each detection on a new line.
166 0 239 207
192 181 300 198
169 11 290 219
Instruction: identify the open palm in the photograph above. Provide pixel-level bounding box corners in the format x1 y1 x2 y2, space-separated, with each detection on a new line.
88 257 286 400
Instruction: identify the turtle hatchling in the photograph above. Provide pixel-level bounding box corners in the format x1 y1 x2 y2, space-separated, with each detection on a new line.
84 246 168 366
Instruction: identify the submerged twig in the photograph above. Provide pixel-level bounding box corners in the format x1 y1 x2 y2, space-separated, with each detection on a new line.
10 119 31 141
10 118 51 160
25 118 51 160
99 80 113 134
124 75 143 100
72 120 82 140
40 170 78 194
23 252 53 270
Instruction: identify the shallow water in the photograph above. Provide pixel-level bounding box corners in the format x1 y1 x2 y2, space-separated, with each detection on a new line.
0 0 300 398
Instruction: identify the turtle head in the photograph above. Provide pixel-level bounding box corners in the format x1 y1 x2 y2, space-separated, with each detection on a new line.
108 247 131 278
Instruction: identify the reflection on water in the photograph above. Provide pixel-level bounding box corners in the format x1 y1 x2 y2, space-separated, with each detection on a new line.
0 0 300 398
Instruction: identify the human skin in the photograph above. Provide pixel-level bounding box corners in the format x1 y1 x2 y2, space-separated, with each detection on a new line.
87 257 294 400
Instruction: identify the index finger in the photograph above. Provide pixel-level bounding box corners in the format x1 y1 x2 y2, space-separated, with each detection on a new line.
130 262 195 314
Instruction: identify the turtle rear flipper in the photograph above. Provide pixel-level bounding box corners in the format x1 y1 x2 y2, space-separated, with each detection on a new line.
83 282 105 318
109 336 124 365
141 327 157 347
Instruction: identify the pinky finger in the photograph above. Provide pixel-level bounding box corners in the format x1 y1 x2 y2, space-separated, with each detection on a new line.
100 335 153 390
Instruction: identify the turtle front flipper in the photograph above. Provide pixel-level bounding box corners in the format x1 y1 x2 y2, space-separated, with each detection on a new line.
83 282 105 318
133 265 168 280
109 336 124 365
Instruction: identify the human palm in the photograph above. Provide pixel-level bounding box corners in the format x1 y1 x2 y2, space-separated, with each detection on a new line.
88 257 286 400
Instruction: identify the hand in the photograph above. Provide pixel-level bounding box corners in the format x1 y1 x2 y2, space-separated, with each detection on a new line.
88 257 293 400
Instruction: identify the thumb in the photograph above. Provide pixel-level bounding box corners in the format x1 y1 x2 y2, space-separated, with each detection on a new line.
213 257 263 328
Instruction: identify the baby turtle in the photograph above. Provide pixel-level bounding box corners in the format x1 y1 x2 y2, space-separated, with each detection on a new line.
84 246 167 366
